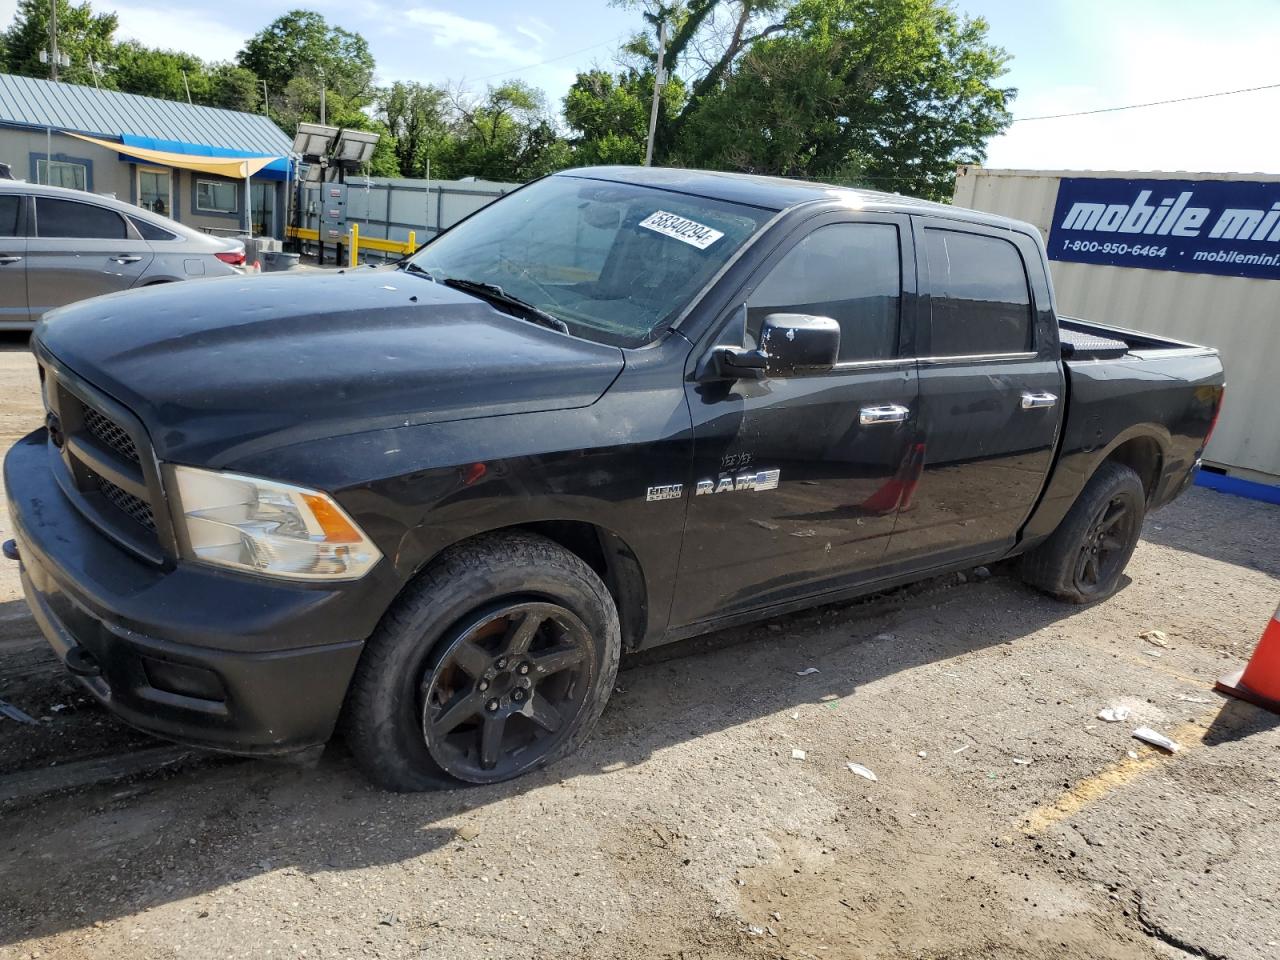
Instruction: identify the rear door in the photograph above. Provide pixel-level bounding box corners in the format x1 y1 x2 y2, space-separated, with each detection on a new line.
670 212 922 629
884 217 1064 569
26 195 154 318
0 193 28 327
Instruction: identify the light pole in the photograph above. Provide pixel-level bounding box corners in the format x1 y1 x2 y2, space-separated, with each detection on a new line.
644 14 668 167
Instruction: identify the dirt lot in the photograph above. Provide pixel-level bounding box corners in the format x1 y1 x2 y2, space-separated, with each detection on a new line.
0 334 1277 960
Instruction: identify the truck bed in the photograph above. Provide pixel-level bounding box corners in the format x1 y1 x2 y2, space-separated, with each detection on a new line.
1058 316 1216 361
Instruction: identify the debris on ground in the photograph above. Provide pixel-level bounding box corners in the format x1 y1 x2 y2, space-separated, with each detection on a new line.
917 750 928 759
795 667 820 676
1140 629 1170 647
974 566 992 579
874 633 895 642
846 762 878 781
456 824 481 842
1097 706 1131 723
952 744 971 755
0 698 36 724
1012 758 1031 765
791 749 807 761
1132 726 1181 753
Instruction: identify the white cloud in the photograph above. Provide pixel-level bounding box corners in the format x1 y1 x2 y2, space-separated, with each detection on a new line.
404 8 543 66
112 4 249 63
986 0 1280 173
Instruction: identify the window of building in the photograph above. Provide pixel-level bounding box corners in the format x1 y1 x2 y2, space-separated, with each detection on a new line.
0 196 20 237
35 158 88 191
137 168 172 217
35 197 128 239
129 215 177 241
747 222 902 362
924 229 1034 356
196 179 238 214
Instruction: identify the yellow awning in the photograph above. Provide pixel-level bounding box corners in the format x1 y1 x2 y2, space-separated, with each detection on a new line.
67 132 280 179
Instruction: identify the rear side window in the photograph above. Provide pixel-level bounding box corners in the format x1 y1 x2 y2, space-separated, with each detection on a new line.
924 229 1033 356
748 222 901 362
35 197 128 239
129 216 177 241
0 195 20 237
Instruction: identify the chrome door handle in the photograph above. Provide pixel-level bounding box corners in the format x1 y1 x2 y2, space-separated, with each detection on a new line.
0 255 21 265
859 403 910 425
1021 391 1058 409
110 255 143 264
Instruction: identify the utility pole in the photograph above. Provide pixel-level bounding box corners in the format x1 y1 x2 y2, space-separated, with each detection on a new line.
181 70 192 104
317 67 327 126
644 16 668 167
261 80 270 115
49 0 59 81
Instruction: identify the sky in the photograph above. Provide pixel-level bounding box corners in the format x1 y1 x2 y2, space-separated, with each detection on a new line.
2 0 1278 174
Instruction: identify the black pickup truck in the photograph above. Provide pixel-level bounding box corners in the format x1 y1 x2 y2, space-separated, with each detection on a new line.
4 167 1224 790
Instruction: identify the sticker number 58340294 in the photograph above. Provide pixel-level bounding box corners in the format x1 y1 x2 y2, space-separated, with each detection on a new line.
638 211 725 250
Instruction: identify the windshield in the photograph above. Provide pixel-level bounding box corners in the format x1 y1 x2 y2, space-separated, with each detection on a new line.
404 175 775 347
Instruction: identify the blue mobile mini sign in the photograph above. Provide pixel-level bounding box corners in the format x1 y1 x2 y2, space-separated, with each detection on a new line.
1047 177 1280 281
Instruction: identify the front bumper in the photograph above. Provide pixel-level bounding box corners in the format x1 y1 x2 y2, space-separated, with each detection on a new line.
4 429 371 757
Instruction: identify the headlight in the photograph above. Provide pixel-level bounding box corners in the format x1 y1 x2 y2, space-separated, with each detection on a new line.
168 465 381 580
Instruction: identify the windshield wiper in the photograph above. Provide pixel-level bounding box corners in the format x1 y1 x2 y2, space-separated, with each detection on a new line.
400 260 435 280
442 277 569 334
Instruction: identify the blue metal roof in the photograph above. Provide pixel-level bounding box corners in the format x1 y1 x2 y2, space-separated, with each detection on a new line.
0 73 292 157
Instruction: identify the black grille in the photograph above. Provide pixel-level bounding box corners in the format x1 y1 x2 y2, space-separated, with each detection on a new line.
96 475 156 531
82 405 140 465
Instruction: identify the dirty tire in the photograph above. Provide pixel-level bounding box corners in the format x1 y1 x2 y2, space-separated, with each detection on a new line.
344 533 621 791
1020 460 1146 604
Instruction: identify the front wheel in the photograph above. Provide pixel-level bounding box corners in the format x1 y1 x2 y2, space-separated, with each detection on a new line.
344 533 621 791
1020 461 1146 603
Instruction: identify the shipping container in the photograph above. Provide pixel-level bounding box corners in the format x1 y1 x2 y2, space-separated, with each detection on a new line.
953 167 1280 485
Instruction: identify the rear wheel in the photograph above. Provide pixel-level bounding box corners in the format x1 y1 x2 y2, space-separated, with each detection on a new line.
344 533 620 791
1020 461 1145 603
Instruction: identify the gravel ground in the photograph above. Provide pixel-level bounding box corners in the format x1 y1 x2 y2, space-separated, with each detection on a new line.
0 335 1277 960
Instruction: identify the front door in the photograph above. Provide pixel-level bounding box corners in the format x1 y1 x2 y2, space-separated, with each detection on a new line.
26 195 154 318
0 193 28 328
884 218 1065 568
670 213 921 629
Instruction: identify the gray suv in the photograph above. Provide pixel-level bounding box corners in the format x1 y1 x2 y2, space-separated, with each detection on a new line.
0 181 247 331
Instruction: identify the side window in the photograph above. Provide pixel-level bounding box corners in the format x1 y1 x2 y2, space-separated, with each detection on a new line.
35 197 128 240
748 222 901 362
129 216 178 241
0 195 20 237
924 229 1033 356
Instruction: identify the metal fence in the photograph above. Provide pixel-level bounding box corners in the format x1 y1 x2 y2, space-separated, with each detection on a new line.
298 176 518 260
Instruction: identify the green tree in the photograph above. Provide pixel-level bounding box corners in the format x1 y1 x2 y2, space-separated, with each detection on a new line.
676 0 1013 199
2 0 118 87
563 68 684 165
112 41 203 102
442 82 570 181
207 64 262 113
238 9 375 108
378 81 453 178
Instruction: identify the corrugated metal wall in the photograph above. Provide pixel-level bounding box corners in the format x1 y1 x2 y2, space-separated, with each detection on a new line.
954 167 1280 482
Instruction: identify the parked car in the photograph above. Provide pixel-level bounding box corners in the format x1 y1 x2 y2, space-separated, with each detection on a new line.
0 180 246 330
3 167 1225 791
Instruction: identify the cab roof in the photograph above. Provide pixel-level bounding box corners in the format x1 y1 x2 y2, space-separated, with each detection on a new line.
557 166 1038 236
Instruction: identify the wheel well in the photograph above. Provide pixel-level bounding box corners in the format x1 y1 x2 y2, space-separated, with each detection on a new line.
1104 436 1163 502
438 521 648 652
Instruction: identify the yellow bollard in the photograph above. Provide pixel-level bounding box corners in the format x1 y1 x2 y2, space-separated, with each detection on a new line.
349 223 360 267
407 230 416 254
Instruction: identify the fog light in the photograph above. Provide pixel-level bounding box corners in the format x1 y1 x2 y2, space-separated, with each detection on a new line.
142 657 226 702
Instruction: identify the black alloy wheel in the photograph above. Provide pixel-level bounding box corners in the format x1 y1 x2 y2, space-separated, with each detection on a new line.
1074 494 1138 594
421 600 594 783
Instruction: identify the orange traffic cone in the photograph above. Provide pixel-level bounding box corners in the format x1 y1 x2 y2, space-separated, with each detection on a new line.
1215 600 1280 714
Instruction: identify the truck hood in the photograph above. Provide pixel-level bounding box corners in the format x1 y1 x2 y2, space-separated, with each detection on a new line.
35 268 625 467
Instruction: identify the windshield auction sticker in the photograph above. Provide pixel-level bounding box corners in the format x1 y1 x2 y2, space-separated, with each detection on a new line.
639 211 725 249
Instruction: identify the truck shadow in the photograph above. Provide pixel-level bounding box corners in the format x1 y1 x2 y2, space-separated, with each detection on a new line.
0 569 1102 944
